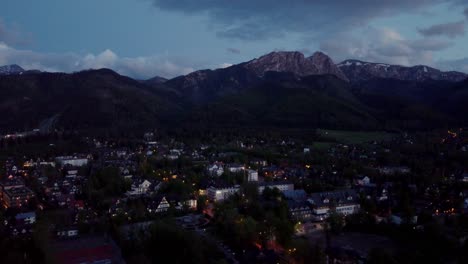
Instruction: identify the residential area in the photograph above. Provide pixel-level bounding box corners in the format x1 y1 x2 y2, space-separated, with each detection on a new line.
0 128 468 263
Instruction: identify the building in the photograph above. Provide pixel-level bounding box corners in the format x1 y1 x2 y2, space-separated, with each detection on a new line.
126 179 160 197
183 198 197 210
2 187 35 208
308 190 360 221
378 166 410 175
55 156 88 167
171 196 197 211
250 159 267 167
15 212 36 225
356 176 371 186
0 176 25 191
148 196 170 213
258 182 294 194
288 201 312 222
247 169 258 182
207 184 240 202
227 164 245 173
65 169 79 179
207 162 224 177
56 227 79 238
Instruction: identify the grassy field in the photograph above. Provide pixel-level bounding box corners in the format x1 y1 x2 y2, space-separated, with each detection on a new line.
317 129 396 145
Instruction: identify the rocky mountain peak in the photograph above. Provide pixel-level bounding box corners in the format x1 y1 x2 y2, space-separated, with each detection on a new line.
308 52 348 81
244 51 347 81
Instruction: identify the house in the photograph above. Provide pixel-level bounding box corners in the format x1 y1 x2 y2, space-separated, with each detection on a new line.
207 184 240 202
207 162 224 177
148 196 170 213
247 169 258 182
356 176 371 186
308 190 360 221
126 179 160 197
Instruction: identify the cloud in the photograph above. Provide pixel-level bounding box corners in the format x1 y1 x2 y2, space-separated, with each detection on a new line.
438 57 468 73
320 27 453 67
0 19 31 46
464 8 468 19
418 21 465 38
149 0 463 40
0 42 195 79
226 47 241 54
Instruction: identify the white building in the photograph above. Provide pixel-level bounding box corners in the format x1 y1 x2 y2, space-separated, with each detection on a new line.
247 169 258 182
207 162 224 177
227 164 245 173
126 180 160 197
356 176 371 186
308 190 360 221
207 185 240 202
55 156 88 167
176 198 197 210
15 212 36 225
258 182 294 194
149 196 170 213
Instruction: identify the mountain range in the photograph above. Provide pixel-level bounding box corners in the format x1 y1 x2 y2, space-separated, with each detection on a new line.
0 51 467 134
337 59 467 83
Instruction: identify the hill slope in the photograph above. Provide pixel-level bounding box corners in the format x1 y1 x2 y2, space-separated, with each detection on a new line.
0 69 182 133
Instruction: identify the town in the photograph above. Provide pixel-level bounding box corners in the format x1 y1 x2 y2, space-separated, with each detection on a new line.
0 128 467 264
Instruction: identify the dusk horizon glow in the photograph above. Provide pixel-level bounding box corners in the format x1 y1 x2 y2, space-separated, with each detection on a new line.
1 0 468 79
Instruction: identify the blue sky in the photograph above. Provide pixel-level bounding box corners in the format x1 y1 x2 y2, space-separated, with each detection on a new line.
1 0 468 78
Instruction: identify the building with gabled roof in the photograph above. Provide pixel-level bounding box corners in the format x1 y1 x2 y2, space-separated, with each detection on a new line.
308 189 360 221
